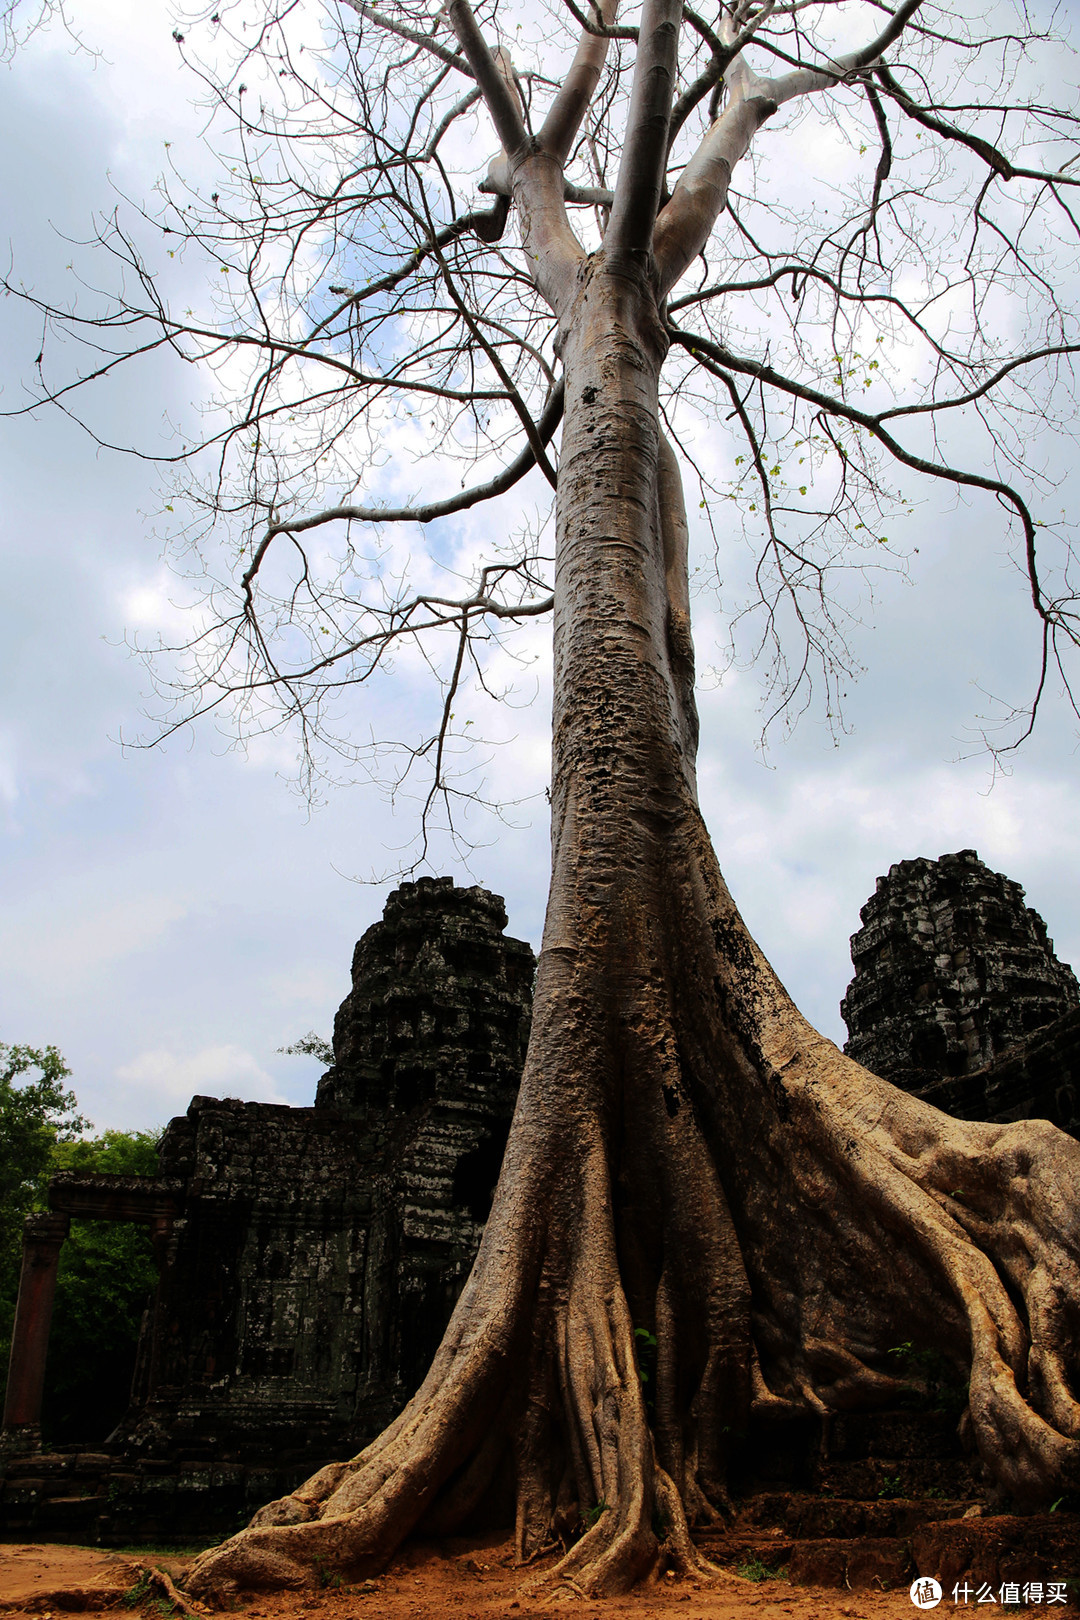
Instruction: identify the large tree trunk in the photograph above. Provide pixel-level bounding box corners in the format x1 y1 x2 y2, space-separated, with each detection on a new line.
188 262 1080 1600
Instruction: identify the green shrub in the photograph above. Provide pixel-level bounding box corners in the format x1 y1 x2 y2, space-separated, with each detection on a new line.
0 1046 162 1447
736 1556 788 1583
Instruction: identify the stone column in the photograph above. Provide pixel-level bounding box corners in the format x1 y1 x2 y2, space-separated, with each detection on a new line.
144 1214 176 1400
1 1211 70 1451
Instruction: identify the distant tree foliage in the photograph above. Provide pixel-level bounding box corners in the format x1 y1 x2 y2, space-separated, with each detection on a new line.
0 1043 86 1372
278 1032 334 1066
45 1131 162 1444
0 1045 161 1445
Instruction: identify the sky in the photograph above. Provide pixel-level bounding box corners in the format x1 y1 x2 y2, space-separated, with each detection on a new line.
2 0 1078 1136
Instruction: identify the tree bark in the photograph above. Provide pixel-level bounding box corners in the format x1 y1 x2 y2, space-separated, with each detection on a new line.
187 259 1080 1602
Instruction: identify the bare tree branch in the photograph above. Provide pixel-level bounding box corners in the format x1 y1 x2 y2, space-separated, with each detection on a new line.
444 0 529 154
667 322 1073 654
606 0 684 261
336 0 474 77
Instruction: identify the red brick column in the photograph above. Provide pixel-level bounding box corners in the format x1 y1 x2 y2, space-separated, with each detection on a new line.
1 1212 70 1450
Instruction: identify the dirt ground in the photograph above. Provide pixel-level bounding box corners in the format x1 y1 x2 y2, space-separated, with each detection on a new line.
0 1535 1059 1620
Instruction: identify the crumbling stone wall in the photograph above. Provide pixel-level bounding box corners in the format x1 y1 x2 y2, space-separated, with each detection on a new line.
1 877 535 1538
841 849 1078 1092
841 849 1080 1131
913 1007 1080 1139
319 875 534 1422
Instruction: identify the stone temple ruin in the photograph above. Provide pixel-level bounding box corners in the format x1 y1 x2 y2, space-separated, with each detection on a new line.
841 848 1080 1134
1 876 533 1539
2 850 1079 1543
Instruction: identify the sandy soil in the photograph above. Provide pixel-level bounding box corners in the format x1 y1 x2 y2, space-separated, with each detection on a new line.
0 1542 144 1612
0 1535 1031 1620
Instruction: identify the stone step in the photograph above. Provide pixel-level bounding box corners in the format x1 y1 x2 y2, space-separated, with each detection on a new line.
696 1523 913 1589
24 1494 101 1526
695 1506 1080 1593
740 1492 976 1537
911 1514 1080 1591
817 1457 984 1500
2 1453 76 1479
731 1407 976 1497
737 1454 982 1502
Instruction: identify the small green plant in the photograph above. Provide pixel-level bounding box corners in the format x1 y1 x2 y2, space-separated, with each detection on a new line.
278 1032 333 1065
313 1558 344 1589
634 1327 658 1381
878 1474 903 1498
123 1574 153 1609
736 1556 788 1583
584 1498 608 1528
634 1326 658 1411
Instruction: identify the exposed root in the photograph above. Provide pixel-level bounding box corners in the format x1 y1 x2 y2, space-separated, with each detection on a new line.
654 1468 723 1583
186 934 1080 1601
185 896 1080 1602
779 1028 1080 1504
139 1566 208 1618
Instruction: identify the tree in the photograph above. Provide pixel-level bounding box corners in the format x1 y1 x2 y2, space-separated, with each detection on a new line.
44 1131 161 1444
0 1043 86 1394
279 1033 334 1066
0 1051 159 1441
8 0 1080 1598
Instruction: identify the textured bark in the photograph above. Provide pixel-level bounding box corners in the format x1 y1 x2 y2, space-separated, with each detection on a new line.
187 259 1080 1602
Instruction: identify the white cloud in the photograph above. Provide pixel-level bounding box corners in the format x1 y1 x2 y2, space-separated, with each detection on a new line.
267 965 349 1013
113 1043 290 1125
0 732 17 811
0 892 190 985
699 741 1080 1049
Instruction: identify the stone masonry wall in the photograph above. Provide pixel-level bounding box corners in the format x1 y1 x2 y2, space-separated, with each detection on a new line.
841 849 1079 1093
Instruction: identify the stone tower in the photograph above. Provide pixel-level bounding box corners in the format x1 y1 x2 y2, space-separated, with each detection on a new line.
319 873 534 1136
90 877 533 1478
841 849 1079 1091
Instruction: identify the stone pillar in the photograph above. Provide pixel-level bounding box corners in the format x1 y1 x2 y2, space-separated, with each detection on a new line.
144 1215 176 1400
148 1214 174 1270
2 1211 70 1451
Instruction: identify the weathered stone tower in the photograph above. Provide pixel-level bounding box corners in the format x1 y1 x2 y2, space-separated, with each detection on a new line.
315 875 536 1401
841 849 1080 1125
119 876 534 1463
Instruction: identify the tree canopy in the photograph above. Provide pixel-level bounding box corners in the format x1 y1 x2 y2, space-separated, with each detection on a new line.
7 0 1079 839
0 1046 159 1445
0 1041 86 1358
